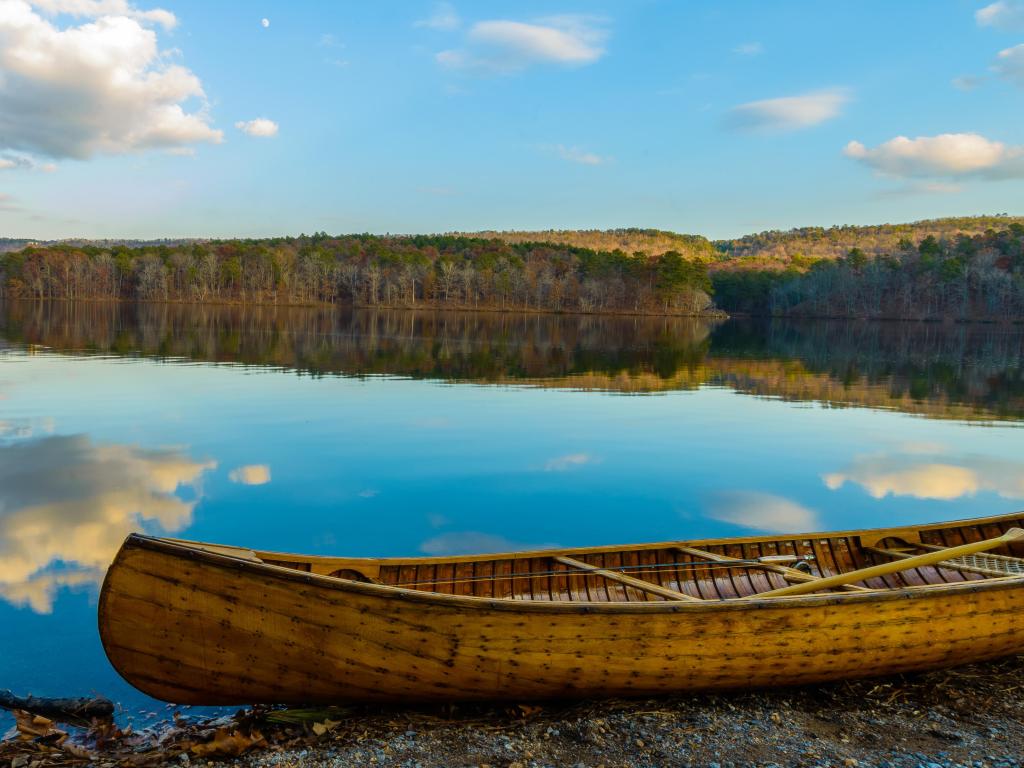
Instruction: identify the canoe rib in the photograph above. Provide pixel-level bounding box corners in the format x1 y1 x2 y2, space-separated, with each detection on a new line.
674 546 872 593
553 555 700 602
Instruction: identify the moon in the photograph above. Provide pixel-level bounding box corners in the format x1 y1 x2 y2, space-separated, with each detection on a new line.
260 18 270 28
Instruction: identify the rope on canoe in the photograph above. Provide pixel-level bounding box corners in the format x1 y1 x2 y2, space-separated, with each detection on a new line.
389 558 815 588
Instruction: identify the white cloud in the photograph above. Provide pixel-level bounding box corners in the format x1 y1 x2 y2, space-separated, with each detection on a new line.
0 1 222 160
976 1 1024 29
544 452 593 471
30 0 176 29
228 464 271 485
261 17 269 28
415 2 459 31
437 15 607 74
706 491 819 534
823 453 1024 501
726 88 849 132
235 118 279 138
733 41 763 56
554 145 607 165
0 435 215 612
993 43 1024 86
844 132 1024 179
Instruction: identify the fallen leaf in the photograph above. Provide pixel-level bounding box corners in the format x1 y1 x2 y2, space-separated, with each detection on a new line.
191 727 266 758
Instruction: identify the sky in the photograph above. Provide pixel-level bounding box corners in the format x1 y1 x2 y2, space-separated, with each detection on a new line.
0 0 1023 240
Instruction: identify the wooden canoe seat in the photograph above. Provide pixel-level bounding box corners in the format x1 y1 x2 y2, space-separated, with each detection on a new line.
865 544 1024 578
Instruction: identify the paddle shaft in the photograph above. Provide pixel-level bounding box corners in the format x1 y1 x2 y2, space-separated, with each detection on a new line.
753 527 1024 598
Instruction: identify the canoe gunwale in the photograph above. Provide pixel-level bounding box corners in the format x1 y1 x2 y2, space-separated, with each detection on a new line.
121 532 1024 615
161 509 1024 567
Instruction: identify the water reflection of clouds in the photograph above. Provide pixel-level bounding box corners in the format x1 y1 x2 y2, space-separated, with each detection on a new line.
544 453 595 472
705 491 820 533
823 452 1024 500
228 464 271 485
0 434 216 612
420 531 559 555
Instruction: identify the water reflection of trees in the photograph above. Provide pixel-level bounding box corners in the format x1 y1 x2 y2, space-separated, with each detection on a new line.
2 300 1022 421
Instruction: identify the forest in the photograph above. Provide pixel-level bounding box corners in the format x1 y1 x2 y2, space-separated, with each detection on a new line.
2 217 1024 320
714 223 1024 320
0 234 716 316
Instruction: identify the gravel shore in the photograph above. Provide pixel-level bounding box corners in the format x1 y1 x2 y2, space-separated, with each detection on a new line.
4 656 1024 767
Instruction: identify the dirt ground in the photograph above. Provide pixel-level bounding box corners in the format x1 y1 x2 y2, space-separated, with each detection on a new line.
3 656 1024 767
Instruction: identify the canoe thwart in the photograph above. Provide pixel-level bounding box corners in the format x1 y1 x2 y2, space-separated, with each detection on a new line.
553 555 701 601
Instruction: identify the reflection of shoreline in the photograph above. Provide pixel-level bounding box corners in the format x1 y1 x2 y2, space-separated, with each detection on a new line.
0 434 216 613
2 300 1023 421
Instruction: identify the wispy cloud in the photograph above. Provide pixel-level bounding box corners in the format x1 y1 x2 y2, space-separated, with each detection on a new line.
993 43 1024 87
437 15 608 74
235 118 279 138
415 2 460 31
951 74 985 91
872 181 964 199
726 88 849 132
0 194 23 213
844 132 1024 179
976 1 1024 30
544 452 594 471
553 145 608 165
733 42 763 56
0 153 58 172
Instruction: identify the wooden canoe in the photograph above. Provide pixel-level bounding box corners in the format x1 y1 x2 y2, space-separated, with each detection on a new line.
99 511 1024 705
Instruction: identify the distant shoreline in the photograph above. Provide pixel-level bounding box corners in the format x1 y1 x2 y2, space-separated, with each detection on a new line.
0 295 730 320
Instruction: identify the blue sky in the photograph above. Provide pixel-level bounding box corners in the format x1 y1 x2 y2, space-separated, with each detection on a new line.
1 0 1023 239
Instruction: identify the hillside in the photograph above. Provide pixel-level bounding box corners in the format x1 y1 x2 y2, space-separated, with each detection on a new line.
713 215 1024 270
462 228 718 261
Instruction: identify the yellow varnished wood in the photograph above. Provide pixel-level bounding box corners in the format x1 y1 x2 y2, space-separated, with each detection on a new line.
98 512 1024 704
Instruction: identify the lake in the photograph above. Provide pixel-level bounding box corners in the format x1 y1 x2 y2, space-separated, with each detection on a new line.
1 300 1022 722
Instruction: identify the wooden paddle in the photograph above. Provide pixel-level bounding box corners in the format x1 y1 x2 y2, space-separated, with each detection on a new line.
752 527 1024 598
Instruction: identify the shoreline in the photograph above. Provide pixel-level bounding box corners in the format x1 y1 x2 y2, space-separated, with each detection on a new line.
4 656 1023 767
5 296 1024 325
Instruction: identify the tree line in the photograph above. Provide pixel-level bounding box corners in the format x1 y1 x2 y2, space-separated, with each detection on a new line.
0 234 717 316
712 224 1024 320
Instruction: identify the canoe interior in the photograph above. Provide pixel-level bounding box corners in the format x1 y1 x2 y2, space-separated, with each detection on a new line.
243 514 1024 603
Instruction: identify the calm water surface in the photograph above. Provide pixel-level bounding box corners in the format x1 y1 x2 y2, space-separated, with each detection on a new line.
1 301 1022 719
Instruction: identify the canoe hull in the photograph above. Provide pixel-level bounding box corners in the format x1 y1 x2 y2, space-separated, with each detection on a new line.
100 534 1024 704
